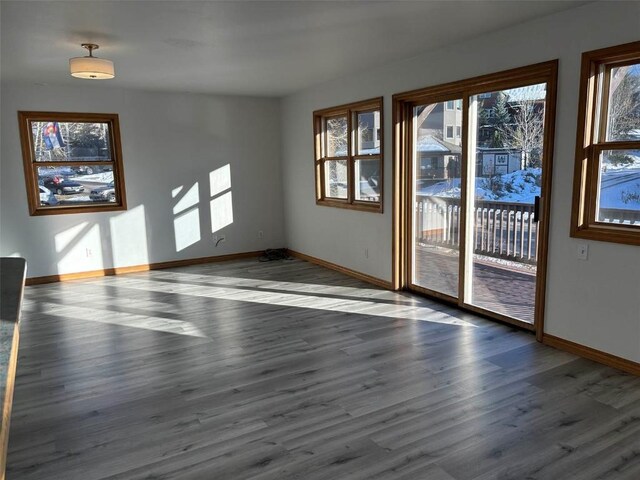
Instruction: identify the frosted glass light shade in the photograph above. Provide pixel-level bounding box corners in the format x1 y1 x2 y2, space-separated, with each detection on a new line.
69 56 115 79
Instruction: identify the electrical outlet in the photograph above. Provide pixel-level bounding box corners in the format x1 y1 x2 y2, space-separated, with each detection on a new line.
576 243 588 260
365 248 369 259
86 248 92 258
258 230 264 239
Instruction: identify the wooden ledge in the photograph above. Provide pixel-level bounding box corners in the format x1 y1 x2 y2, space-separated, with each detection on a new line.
1 257 27 480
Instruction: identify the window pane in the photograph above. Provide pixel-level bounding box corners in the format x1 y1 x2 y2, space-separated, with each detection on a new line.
476 84 546 166
469 83 546 325
606 63 640 142
38 165 116 206
324 160 348 198
412 100 462 298
355 159 380 202
357 111 380 155
31 121 112 162
596 149 640 225
326 116 348 157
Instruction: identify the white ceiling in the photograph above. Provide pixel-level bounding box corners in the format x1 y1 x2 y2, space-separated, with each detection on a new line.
1 1 588 97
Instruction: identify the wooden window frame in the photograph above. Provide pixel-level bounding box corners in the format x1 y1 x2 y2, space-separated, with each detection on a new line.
18 111 127 216
313 97 383 213
570 41 640 245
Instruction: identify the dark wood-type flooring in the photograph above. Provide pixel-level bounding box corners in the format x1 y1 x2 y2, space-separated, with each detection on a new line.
7 258 640 479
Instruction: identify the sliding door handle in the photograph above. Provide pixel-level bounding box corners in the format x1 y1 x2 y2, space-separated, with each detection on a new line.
533 196 541 223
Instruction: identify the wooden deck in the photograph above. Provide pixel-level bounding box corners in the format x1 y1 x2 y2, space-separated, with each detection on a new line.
414 245 536 323
7 258 640 479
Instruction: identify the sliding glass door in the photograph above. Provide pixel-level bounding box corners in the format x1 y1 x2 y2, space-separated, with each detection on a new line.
401 62 557 332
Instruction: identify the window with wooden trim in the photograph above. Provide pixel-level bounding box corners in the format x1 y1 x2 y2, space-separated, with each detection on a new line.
571 41 640 245
313 98 383 212
18 112 127 216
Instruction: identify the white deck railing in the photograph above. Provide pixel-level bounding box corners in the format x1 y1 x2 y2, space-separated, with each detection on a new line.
415 196 538 264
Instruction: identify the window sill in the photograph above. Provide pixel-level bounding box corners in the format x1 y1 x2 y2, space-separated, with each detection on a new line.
30 203 127 216
570 224 640 246
316 198 383 213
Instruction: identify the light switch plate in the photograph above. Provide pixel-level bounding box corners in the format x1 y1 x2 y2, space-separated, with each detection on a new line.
577 243 588 260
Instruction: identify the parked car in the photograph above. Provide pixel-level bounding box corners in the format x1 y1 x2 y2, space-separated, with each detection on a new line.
72 165 111 175
38 185 59 206
39 175 64 186
42 177 84 195
89 182 116 202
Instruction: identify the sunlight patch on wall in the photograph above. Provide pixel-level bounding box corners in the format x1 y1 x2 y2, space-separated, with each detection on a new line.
174 209 201 251
54 222 89 252
209 165 233 234
110 205 149 267
173 182 201 252
55 223 104 274
210 164 231 197
173 183 199 215
210 191 233 233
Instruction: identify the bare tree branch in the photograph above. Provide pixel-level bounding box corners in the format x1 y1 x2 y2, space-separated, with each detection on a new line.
499 84 546 169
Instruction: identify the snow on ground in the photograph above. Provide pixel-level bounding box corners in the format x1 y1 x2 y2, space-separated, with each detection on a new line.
416 134 450 152
72 171 114 183
490 168 541 203
60 195 92 202
418 178 463 198
420 163 640 212
419 168 541 203
598 155 640 211
599 173 640 211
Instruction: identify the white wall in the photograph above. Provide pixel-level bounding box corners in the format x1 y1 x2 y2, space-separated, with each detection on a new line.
281 2 640 361
0 83 284 277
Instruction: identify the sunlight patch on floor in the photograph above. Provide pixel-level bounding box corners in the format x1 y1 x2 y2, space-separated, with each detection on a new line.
22 301 210 338
108 277 477 327
147 270 413 303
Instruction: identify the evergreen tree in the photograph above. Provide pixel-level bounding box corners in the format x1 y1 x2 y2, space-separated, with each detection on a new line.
490 93 511 148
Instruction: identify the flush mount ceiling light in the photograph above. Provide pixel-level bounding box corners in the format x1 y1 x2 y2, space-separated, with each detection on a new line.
69 43 115 79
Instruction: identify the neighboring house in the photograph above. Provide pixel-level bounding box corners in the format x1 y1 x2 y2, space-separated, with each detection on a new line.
418 101 463 147
416 132 462 187
358 110 381 152
476 91 545 168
